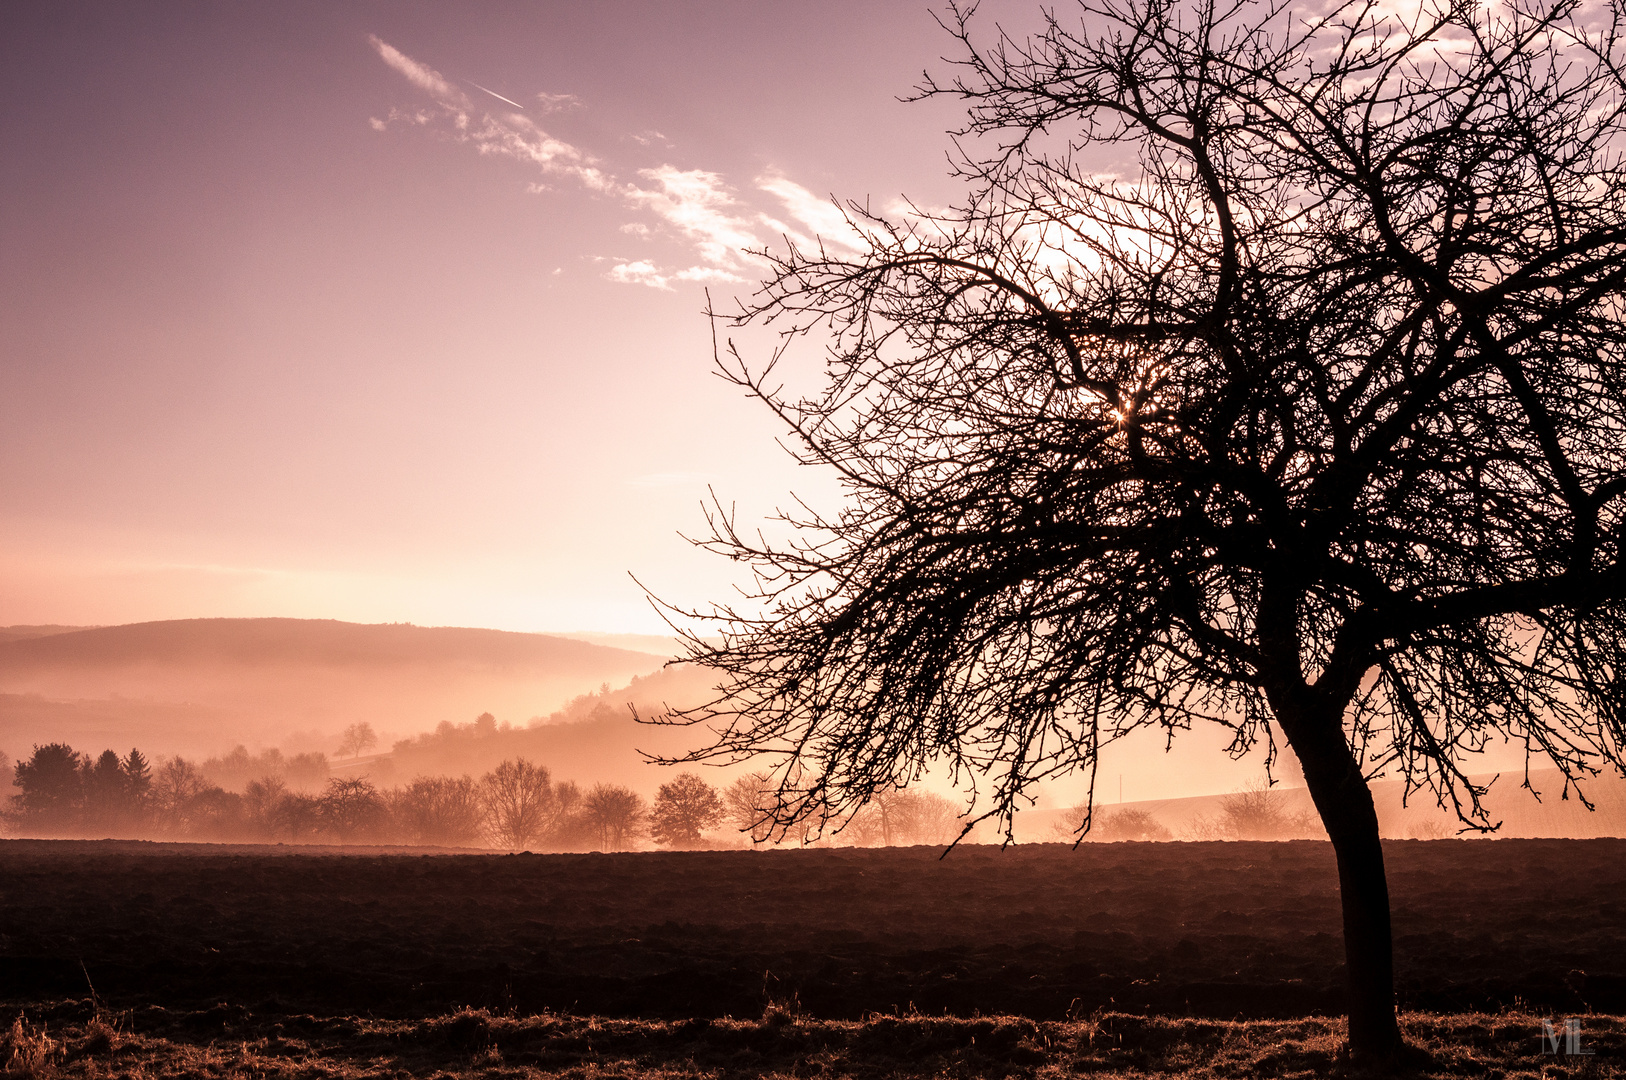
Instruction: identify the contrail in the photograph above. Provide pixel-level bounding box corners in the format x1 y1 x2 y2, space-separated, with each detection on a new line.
467 81 525 111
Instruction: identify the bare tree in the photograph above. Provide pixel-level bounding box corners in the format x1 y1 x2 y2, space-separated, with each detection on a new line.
658 0 1626 1059
151 756 205 836
480 758 554 850
723 772 776 843
337 723 379 760
581 783 646 851
392 775 486 847
243 776 288 837
318 777 385 842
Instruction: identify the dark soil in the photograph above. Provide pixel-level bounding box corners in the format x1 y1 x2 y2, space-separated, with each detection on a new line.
0 839 1622 1022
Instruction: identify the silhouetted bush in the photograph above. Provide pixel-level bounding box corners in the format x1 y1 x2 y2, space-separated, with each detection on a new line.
318 777 387 842
1094 808 1173 842
389 775 485 847
1187 782 1322 841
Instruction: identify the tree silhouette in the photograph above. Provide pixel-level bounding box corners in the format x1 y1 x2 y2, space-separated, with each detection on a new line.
581 783 646 851
317 777 384 842
82 749 132 833
480 758 554 850
723 772 776 843
392 775 485 847
8 744 85 834
122 748 152 808
650 772 723 847
337 723 379 760
661 0 1626 1059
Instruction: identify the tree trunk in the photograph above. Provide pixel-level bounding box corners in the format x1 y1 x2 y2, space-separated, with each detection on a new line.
1278 706 1406 1061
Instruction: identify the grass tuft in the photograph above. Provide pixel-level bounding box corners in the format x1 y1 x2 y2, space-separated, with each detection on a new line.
0 1002 1622 1077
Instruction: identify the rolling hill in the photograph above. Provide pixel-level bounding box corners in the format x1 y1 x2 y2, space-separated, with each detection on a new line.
0 618 668 760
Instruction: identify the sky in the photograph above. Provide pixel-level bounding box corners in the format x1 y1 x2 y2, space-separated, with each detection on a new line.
0 1 1024 635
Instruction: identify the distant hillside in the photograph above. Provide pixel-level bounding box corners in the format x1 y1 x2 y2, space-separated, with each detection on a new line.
0 625 90 645
0 618 668 760
1028 768 1626 842
359 662 728 791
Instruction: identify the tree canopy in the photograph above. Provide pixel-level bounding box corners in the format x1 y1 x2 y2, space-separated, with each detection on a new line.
661 0 1626 1058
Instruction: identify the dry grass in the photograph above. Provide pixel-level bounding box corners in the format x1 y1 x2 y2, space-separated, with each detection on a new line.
2 1001 1623 1079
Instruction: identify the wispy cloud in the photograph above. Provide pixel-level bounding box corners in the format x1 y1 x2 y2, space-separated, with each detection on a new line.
757 175 859 249
535 91 583 114
370 38 869 290
371 37 468 104
606 260 671 290
625 166 760 269
368 37 609 191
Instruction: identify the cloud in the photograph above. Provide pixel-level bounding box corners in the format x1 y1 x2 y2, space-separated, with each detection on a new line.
674 266 746 283
371 39 837 289
536 91 584 113
368 37 608 191
625 166 760 268
757 175 859 248
606 260 671 289
369 37 469 106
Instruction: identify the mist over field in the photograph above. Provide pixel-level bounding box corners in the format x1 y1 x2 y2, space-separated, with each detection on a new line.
2 617 1622 850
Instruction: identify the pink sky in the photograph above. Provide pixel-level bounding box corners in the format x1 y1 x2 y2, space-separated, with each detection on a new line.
0 2 1036 633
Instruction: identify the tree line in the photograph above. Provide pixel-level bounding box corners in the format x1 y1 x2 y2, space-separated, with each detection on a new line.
0 742 971 849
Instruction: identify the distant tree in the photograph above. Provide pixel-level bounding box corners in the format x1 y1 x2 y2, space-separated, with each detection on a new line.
650 772 724 848
283 751 330 791
581 783 646 851
480 758 554 850
122 749 152 806
274 791 323 841
894 790 964 845
9 743 85 834
150 756 205 836
660 0 1626 1058
844 790 961 846
318 777 385 842
243 775 288 837
392 775 485 847
337 723 379 760
81 749 132 833
186 786 248 840
723 772 775 843
543 779 595 849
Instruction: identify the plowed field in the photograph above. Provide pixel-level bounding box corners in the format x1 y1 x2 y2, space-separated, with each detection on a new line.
1 839 1622 1021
